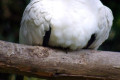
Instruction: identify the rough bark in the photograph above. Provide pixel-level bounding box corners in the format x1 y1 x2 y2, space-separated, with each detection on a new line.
0 40 120 80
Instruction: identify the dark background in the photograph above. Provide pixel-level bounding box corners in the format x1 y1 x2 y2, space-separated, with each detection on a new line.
0 0 120 80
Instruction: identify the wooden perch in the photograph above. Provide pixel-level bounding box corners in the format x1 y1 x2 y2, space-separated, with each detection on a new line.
0 40 120 80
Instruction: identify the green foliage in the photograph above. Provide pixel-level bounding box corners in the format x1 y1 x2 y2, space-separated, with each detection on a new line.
24 76 45 80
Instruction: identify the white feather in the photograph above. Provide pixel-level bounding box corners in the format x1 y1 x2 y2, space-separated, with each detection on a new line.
19 0 113 50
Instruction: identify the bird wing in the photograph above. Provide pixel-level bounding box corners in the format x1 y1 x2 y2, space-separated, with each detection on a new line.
89 6 113 49
19 0 51 45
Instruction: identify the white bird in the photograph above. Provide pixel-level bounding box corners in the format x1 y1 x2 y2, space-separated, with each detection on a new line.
19 0 113 50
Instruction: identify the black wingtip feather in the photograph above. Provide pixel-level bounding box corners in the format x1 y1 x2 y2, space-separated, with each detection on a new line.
42 26 51 47
83 33 96 49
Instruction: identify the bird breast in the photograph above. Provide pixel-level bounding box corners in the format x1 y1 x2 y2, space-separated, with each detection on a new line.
19 0 113 50
40 0 99 49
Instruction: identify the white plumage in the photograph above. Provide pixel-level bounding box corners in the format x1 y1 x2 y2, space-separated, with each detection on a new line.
19 0 113 50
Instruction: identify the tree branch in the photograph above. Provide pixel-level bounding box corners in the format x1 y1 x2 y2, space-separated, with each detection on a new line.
0 40 120 80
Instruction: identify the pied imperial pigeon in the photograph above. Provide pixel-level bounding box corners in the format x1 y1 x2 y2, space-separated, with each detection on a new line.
19 0 113 50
